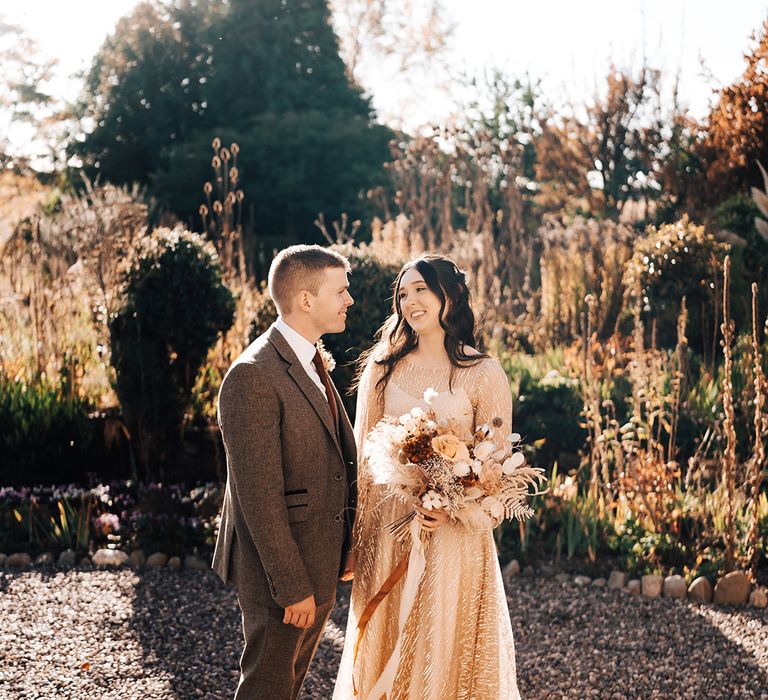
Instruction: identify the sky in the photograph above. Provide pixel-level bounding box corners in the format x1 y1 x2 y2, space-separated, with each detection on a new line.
3 0 768 141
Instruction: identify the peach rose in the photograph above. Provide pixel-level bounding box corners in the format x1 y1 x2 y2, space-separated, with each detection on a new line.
431 434 470 462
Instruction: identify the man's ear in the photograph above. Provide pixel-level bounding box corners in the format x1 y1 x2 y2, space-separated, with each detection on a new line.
296 289 313 312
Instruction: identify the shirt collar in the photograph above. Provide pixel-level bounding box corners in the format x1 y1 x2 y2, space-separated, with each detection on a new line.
274 317 317 367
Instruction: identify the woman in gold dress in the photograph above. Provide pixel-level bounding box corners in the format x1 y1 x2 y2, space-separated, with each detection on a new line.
333 254 521 700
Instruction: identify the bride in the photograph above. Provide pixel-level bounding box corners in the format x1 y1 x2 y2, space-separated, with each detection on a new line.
333 254 521 699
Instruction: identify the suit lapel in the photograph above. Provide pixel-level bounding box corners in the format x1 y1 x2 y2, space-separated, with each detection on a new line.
267 325 342 455
329 380 354 455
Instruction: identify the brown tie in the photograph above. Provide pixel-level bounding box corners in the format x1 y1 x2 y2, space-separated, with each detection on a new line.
312 349 338 429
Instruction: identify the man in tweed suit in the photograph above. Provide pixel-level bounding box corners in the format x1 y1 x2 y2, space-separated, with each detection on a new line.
212 245 357 699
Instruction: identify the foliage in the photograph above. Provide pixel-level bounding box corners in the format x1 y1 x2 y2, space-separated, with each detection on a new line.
127 482 220 556
498 465 767 581
499 352 587 469
0 481 221 557
0 181 148 401
0 375 96 486
330 0 452 89
686 21 768 211
534 65 668 218
711 193 768 330
536 215 636 343
71 0 393 243
623 217 730 354
0 15 61 170
110 227 235 481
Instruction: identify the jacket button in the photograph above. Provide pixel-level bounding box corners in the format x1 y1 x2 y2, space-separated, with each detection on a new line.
334 472 343 481
334 514 343 523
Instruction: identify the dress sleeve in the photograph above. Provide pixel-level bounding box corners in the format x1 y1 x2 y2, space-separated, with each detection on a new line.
469 358 514 531
351 356 386 552
473 358 514 450
353 356 385 453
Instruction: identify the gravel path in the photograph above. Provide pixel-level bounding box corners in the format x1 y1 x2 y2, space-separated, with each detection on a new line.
1 567 766 699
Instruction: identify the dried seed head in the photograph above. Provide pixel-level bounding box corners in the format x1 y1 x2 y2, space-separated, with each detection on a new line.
221 148 231 162
212 156 221 169
226 192 236 205
231 143 239 155
229 167 238 182
203 182 213 195
199 204 208 216
213 201 223 213
212 137 221 150
236 190 244 202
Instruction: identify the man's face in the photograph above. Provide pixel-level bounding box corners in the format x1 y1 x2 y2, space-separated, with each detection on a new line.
309 266 354 335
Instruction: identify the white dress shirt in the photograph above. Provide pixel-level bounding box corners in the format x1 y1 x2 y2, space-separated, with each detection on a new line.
274 317 327 399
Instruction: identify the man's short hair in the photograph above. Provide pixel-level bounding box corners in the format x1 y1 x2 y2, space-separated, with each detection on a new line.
268 245 351 314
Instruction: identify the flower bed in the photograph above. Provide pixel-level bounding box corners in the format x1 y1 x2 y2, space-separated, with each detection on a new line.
0 481 222 559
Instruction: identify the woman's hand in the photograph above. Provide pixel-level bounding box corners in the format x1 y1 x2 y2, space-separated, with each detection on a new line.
415 504 450 532
339 550 356 581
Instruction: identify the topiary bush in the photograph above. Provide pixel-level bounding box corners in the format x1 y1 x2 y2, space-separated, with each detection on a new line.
623 216 730 354
110 227 235 481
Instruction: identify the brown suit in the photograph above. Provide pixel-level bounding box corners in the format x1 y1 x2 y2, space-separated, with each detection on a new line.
212 324 357 699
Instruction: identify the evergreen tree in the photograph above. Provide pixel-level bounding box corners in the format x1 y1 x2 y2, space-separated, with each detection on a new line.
71 0 391 244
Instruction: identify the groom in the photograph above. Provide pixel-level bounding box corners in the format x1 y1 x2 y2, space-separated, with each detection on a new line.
212 244 357 699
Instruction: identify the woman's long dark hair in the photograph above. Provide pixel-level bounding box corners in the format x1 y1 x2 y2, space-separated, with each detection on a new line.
355 253 487 398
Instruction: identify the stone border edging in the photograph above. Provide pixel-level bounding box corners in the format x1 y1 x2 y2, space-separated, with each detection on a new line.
0 549 210 573
501 560 768 609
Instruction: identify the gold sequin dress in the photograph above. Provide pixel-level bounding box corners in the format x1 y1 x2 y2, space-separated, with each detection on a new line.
333 356 521 700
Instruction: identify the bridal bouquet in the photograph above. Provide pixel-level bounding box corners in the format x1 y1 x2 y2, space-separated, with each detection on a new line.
363 389 546 538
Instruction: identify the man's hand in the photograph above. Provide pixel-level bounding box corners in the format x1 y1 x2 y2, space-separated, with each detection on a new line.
340 550 356 581
415 504 450 532
283 595 316 629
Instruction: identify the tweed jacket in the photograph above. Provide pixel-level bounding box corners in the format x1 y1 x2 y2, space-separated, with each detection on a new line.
211 324 357 608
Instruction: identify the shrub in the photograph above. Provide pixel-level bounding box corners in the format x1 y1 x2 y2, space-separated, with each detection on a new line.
712 193 768 331
624 217 730 354
499 351 587 470
110 228 235 481
0 375 96 485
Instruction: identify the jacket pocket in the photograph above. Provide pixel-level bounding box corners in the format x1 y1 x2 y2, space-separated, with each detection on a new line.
285 491 310 523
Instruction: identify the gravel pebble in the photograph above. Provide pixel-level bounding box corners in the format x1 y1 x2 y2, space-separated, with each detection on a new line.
0 570 765 698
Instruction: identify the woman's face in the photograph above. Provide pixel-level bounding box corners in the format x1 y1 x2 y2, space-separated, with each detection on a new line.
397 266 444 336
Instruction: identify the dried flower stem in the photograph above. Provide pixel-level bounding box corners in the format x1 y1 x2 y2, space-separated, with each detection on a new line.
720 256 737 572
745 282 766 579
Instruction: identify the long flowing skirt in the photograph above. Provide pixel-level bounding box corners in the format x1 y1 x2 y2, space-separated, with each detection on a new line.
333 488 520 700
